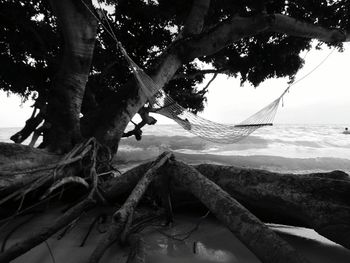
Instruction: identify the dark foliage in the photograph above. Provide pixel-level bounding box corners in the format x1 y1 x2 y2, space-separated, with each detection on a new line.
0 0 349 111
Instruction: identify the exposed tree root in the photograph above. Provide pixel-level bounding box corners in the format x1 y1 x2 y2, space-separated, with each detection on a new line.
80 214 106 247
0 196 95 262
156 210 210 241
88 151 173 263
0 139 100 262
1 214 37 252
168 160 310 263
193 164 350 249
126 233 146 263
105 159 350 249
1 148 350 263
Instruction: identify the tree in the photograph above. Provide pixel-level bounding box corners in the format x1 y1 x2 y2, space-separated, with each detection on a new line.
1 0 349 154
1 1 350 262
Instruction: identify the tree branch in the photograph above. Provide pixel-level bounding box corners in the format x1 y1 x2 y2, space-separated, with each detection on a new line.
93 8 350 152
10 109 45 144
201 72 218 93
173 69 227 80
183 0 211 36
183 13 349 60
270 14 348 42
122 107 157 141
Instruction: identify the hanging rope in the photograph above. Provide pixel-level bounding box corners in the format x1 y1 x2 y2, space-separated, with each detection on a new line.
81 1 335 143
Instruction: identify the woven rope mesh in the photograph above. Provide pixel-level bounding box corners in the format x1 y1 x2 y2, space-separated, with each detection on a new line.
81 0 332 144
119 44 281 143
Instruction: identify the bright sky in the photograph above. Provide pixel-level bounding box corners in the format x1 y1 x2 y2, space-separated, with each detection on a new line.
0 44 349 127
199 43 350 125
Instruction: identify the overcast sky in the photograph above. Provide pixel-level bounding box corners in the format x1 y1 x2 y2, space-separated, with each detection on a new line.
0 44 349 128
198 43 350 125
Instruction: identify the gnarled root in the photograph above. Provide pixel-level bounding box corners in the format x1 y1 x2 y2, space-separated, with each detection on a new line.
0 139 100 262
126 233 146 263
105 159 350 250
88 152 173 263
1 150 350 263
167 160 310 263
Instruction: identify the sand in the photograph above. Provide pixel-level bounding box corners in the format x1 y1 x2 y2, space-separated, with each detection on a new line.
2 206 350 263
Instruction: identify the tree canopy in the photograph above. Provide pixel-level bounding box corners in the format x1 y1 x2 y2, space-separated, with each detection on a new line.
1 3 350 261
1 0 348 108
1 0 350 152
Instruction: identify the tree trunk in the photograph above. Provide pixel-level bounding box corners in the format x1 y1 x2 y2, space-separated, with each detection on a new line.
89 53 183 154
45 0 97 153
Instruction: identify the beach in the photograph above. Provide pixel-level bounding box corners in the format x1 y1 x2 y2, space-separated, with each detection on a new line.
3 207 350 263
116 123 350 174
1 124 350 262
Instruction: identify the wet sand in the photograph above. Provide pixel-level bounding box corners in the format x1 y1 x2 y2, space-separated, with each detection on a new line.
2 207 350 263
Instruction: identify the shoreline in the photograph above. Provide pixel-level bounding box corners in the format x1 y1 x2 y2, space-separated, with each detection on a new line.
115 150 350 174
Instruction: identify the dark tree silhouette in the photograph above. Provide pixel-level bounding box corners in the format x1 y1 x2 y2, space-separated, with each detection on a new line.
1 1 350 262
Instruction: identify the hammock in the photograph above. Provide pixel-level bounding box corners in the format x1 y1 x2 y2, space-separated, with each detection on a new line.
119 44 280 143
82 1 333 144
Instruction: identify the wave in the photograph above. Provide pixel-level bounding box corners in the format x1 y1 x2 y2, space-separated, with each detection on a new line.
118 136 350 174
2 125 350 174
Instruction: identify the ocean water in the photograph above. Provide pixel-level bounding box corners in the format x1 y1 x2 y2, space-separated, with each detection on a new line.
118 124 350 174
1 124 350 174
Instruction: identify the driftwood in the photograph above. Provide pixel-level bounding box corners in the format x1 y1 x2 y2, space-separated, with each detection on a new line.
1 142 350 263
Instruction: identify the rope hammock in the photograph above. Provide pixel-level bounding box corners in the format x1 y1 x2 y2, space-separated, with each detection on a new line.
120 45 280 143
82 1 334 144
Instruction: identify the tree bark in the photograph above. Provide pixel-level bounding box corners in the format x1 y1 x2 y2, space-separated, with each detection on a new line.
88 0 211 154
1 146 350 262
167 160 310 263
104 159 350 249
88 152 173 263
194 164 350 249
90 53 183 154
45 0 97 153
10 110 44 144
2 143 349 251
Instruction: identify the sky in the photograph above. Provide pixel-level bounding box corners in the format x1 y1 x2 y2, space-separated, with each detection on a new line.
198 43 350 125
0 44 349 127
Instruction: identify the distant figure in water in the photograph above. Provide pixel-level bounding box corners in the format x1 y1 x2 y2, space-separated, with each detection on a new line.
343 127 350 134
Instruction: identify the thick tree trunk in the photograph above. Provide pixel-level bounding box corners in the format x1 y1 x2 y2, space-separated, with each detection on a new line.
89 53 183 154
45 0 97 153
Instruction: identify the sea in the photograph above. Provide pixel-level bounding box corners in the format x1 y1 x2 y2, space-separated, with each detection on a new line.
2 124 350 174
